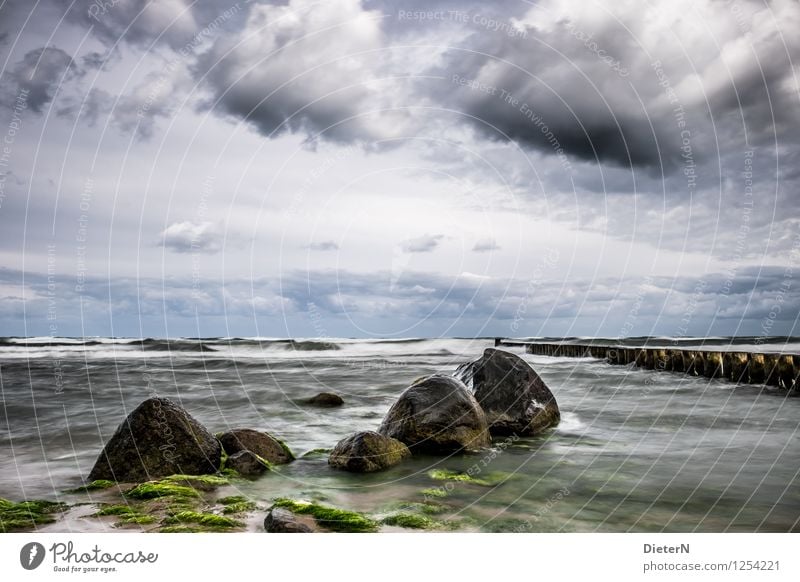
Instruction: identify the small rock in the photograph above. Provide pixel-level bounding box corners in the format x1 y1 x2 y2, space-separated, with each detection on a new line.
218 429 294 464
305 393 344 407
226 450 269 476
378 375 491 453
328 431 411 473
264 508 315 533
88 397 221 482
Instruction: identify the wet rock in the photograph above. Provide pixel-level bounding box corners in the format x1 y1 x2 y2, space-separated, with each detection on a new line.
328 431 410 473
378 375 490 453
218 429 294 464
225 450 269 476
455 348 560 436
264 507 315 533
88 397 221 482
305 393 344 407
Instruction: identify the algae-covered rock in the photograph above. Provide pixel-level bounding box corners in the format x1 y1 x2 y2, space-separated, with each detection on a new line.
225 450 269 476
271 498 378 532
328 431 410 473
378 375 491 453
264 507 315 533
218 428 294 465
88 397 221 482
455 348 560 436
305 392 344 407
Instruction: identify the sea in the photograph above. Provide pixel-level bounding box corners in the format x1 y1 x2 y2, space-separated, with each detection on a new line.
1 336 798 532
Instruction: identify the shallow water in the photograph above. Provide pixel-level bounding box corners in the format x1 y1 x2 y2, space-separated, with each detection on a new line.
1 337 798 532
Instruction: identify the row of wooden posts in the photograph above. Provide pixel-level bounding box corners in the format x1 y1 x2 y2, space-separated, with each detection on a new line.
495 339 799 391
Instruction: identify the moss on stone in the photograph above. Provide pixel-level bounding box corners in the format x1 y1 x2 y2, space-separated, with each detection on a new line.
161 474 228 490
428 469 515 487
0 498 68 532
217 496 256 514
301 448 331 458
93 504 137 516
68 479 116 493
92 503 158 526
272 498 378 533
162 510 242 529
117 514 157 525
222 501 256 514
124 481 200 500
382 512 441 530
275 438 296 461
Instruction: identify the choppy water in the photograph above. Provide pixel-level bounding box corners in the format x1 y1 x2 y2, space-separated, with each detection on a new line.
1 336 799 532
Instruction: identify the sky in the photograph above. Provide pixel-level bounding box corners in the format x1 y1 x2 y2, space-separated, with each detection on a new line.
0 0 798 339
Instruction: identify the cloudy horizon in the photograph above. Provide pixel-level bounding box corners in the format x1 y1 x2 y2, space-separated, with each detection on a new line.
0 0 798 339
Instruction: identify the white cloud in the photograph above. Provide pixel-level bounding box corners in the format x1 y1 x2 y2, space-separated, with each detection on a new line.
160 221 221 253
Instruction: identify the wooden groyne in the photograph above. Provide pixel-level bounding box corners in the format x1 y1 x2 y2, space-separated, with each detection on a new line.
494 339 800 391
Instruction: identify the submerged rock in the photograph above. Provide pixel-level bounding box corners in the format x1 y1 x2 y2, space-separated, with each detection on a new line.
218 429 294 464
328 431 410 473
378 375 491 453
455 348 560 436
305 392 344 407
225 450 269 476
264 507 315 533
88 397 221 482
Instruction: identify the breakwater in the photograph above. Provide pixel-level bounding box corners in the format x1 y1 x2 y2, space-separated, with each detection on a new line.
495 339 799 391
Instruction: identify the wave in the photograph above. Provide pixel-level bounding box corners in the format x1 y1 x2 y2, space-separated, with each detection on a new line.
136 339 217 352
282 340 340 351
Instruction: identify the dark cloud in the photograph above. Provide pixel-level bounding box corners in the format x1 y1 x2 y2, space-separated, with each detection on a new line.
10 47 80 113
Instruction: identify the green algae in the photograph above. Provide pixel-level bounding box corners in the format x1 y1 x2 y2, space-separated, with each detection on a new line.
428 469 515 487
163 510 242 529
272 498 378 533
92 503 157 526
0 498 67 532
68 479 116 493
217 496 256 514
161 474 229 490
124 482 200 500
117 514 157 525
300 448 331 458
275 438 296 461
381 512 442 530
93 504 136 516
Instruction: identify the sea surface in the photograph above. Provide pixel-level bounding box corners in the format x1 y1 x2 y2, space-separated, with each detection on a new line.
1 336 799 532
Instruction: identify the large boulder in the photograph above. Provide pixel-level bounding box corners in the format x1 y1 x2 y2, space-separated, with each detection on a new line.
218 429 294 465
328 431 411 473
455 348 560 436
88 397 221 482
378 375 491 453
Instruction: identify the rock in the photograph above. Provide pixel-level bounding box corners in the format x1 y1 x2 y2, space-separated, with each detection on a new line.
378 375 491 453
455 348 560 436
305 392 344 407
328 431 411 473
225 450 269 476
217 429 294 465
88 397 221 482
264 508 315 533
